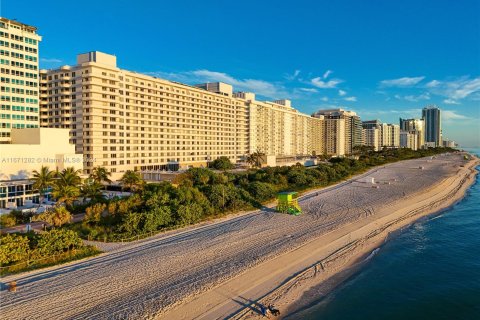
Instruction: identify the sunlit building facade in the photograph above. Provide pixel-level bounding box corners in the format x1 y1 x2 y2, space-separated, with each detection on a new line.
0 17 42 143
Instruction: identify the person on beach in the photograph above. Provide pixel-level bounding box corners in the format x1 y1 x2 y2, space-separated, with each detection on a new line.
268 304 280 316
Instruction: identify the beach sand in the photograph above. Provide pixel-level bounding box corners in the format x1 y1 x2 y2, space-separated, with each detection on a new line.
0 153 477 320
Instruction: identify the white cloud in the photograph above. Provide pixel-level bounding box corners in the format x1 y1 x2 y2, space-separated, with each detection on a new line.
285 69 301 81
394 92 430 102
338 89 347 96
40 58 62 63
147 69 286 98
426 77 480 100
380 76 425 87
443 98 460 105
323 70 333 79
300 88 318 93
311 77 343 89
320 97 329 102
426 80 440 88
442 110 467 121
344 96 357 102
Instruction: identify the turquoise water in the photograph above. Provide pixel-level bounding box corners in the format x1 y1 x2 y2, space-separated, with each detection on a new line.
297 150 480 320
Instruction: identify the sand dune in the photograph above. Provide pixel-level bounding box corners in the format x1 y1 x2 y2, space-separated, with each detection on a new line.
0 153 477 320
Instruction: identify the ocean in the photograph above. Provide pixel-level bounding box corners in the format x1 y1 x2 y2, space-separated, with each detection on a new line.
294 149 480 320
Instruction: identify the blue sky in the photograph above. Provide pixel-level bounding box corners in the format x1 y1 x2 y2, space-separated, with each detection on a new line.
2 0 479 146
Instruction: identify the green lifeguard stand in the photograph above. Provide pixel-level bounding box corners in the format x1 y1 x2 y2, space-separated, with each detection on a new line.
276 191 302 216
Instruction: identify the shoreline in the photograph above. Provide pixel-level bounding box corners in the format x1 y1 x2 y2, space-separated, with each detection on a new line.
157 154 479 320
234 156 480 320
284 177 478 319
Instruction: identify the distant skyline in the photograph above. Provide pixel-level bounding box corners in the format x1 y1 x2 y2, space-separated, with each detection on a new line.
1 0 479 146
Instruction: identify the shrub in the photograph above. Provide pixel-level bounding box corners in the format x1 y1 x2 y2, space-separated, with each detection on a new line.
176 203 203 225
210 156 234 170
0 214 17 228
34 206 72 227
246 182 276 203
84 203 106 225
0 233 30 265
35 229 83 255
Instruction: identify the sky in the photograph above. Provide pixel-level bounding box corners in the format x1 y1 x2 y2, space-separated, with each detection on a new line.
2 0 479 146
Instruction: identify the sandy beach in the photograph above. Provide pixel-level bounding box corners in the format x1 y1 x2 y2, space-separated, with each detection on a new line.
0 153 478 320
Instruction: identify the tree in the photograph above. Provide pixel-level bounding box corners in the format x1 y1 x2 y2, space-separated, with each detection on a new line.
90 166 112 189
142 206 172 232
176 203 203 225
0 234 30 265
246 182 276 202
34 206 72 228
246 150 265 168
52 184 80 206
80 178 104 202
36 229 83 255
51 167 82 206
84 203 106 225
32 166 55 205
120 170 144 192
0 214 17 228
210 156 234 171
56 167 82 187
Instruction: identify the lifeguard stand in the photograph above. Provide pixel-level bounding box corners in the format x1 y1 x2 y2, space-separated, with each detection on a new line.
276 191 302 216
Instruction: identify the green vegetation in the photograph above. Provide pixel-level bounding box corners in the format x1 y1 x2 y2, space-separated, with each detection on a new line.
209 156 235 170
0 210 35 228
0 229 99 275
63 147 454 242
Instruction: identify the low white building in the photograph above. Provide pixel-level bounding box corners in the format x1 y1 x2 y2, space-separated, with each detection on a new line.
0 128 83 210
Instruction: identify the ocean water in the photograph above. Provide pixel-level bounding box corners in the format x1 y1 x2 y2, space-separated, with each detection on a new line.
297 150 480 320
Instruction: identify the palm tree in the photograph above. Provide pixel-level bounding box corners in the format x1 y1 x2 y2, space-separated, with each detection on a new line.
56 167 82 187
51 167 82 207
90 166 112 189
80 178 104 202
52 184 80 207
32 166 55 205
246 150 265 168
120 170 144 192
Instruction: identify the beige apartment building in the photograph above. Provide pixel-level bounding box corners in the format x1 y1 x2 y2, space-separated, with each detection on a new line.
399 118 425 149
362 127 380 151
362 120 400 150
400 131 418 150
312 109 361 156
0 17 42 143
233 92 324 157
39 52 251 176
380 123 400 148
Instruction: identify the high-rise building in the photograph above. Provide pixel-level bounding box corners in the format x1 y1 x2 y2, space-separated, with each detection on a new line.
422 105 442 147
399 117 425 148
39 51 328 176
312 108 360 155
380 123 400 148
400 131 418 150
362 120 399 149
39 52 249 176
362 127 380 151
0 17 42 143
362 119 381 130
233 93 323 157
323 117 345 156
